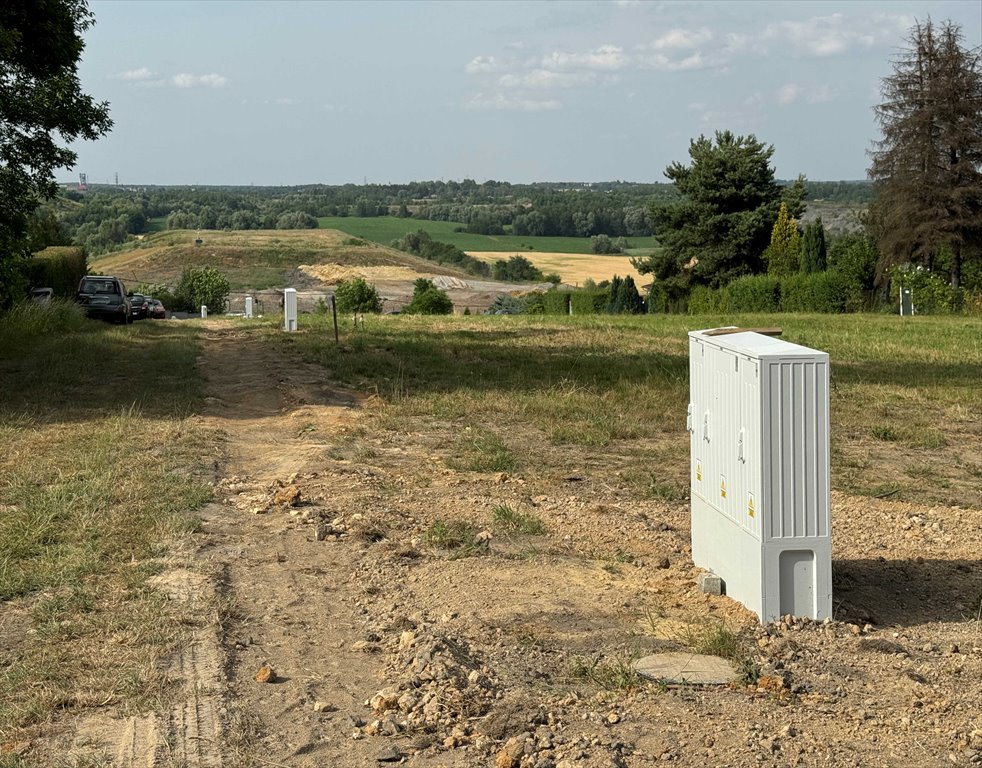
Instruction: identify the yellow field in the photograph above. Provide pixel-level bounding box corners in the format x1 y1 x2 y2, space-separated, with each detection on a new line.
466 251 646 287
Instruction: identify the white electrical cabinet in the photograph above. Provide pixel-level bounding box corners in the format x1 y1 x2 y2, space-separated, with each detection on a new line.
283 288 298 332
688 329 832 622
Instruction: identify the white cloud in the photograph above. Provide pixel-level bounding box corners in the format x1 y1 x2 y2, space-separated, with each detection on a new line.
541 44 626 72
777 83 800 105
466 56 501 75
172 73 228 88
651 27 712 51
762 14 879 58
499 69 597 89
115 67 157 81
639 51 708 72
464 92 561 112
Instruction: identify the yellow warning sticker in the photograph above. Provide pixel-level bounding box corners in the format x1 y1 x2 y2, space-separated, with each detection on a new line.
696 461 702 482
720 475 727 499
748 492 755 518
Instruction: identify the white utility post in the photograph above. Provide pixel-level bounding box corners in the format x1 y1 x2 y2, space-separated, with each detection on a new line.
283 288 298 331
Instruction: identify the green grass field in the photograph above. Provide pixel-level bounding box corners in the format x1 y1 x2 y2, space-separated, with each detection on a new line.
316 215 660 254
277 311 982 510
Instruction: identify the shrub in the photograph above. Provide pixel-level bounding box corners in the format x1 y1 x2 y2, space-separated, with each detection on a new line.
522 293 545 314
778 274 810 312
135 282 178 309
809 271 849 313
726 275 780 312
591 234 615 254
827 233 876 307
541 290 570 315
28 246 88 298
492 255 543 282
647 277 689 314
780 272 849 313
486 294 525 315
570 290 610 315
173 266 230 313
403 279 453 315
889 264 956 314
334 278 382 313
688 285 726 314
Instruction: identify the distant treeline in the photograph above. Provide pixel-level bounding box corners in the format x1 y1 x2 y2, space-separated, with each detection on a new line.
33 179 872 255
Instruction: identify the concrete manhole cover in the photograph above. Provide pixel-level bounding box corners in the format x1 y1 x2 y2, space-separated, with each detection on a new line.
634 653 738 685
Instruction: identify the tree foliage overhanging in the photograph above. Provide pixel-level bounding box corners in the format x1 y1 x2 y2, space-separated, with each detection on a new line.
869 18 982 287
0 0 112 309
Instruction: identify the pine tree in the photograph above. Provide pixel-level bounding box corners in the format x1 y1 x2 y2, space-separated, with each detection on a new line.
619 275 645 314
869 19 982 287
766 202 801 277
607 276 623 313
800 218 828 273
632 131 794 289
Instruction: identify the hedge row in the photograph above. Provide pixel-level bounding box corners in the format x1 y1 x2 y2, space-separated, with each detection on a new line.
526 289 617 315
570 290 611 315
28 247 88 298
682 272 867 315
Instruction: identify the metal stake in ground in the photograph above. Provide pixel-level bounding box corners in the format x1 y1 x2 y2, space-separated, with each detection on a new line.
330 295 339 345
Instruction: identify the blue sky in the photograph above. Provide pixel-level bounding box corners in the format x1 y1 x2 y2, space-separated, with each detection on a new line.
65 0 981 186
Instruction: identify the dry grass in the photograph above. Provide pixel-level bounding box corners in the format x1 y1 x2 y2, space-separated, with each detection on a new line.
284 312 981 507
0 312 214 741
92 228 469 290
465 250 647 286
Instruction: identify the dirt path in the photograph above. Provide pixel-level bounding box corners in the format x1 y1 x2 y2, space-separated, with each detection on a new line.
76 320 982 768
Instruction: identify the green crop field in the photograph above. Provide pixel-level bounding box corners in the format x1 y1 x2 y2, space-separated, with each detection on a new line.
316 216 660 255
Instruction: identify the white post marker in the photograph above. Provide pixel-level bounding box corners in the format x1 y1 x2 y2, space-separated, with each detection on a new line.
900 288 914 316
245 295 254 318
200 305 207 319
283 288 298 332
688 327 832 622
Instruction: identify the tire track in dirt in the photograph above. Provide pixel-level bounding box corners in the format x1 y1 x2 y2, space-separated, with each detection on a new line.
71 322 365 767
186 322 367 766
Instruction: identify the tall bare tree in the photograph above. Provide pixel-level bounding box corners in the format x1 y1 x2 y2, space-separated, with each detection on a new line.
869 19 982 287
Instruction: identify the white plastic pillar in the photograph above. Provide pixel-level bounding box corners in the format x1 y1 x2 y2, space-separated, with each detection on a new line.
283 288 298 332
245 295 254 318
688 329 832 622
200 305 207 319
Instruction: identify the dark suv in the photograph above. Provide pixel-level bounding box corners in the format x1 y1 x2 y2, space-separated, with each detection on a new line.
76 275 132 324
